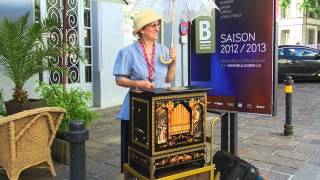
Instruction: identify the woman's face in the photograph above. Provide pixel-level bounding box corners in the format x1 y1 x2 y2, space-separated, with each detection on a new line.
141 20 160 41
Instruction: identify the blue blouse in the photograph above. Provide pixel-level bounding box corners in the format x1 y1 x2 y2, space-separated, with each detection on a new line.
113 41 171 120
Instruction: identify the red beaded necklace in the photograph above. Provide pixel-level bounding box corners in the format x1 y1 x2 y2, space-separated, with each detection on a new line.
140 40 155 81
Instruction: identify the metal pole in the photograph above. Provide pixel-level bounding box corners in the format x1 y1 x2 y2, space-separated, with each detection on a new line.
221 113 229 152
181 44 184 86
170 0 175 48
62 0 67 90
284 76 293 136
66 121 89 180
230 113 238 156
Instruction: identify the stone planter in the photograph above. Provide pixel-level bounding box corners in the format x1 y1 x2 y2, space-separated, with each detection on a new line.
51 137 70 165
5 99 46 115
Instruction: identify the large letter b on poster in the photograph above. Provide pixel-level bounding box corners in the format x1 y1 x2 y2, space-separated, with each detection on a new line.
196 16 215 54
199 21 211 41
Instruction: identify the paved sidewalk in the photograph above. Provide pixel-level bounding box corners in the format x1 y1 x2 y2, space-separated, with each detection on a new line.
1 83 320 180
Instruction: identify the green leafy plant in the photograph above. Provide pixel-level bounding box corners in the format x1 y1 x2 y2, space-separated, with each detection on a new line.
35 83 99 137
0 89 6 116
0 12 80 103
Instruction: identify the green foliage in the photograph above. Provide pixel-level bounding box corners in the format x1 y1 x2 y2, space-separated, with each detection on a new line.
35 83 99 134
280 0 291 10
0 12 82 103
279 0 320 20
300 0 320 16
0 89 6 116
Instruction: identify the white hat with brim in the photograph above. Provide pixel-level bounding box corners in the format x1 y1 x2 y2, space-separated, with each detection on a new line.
132 9 162 35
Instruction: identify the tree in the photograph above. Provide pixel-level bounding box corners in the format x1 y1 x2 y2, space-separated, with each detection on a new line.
280 0 291 10
280 0 320 16
300 0 320 17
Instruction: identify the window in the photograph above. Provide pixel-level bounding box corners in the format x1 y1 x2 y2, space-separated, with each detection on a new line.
280 30 290 45
34 0 40 22
84 0 92 83
307 29 315 45
287 48 296 57
281 3 290 18
308 11 316 18
281 9 288 18
83 0 90 9
283 47 319 60
300 48 318 57
278 48 285 56
296 3 302 16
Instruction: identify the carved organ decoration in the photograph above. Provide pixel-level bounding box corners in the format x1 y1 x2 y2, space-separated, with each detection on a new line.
155 97 205 150
189 98 204 139
156 107 168 144
129 87 208 179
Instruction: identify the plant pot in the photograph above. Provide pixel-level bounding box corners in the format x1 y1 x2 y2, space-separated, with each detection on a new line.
5 99 46 115
51 137 70 165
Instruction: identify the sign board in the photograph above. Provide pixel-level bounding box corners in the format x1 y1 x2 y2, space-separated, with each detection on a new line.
195 17 215 54
189 0 276 115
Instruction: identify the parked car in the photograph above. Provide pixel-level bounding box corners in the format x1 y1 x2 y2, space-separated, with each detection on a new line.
278 45 320 81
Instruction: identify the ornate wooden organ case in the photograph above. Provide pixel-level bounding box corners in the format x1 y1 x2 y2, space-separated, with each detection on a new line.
129 86 208 178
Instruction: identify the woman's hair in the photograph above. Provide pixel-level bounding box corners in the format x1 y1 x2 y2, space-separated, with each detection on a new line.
137 31 143 39
136 25 146 39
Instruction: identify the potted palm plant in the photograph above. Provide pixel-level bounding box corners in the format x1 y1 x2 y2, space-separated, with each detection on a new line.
0 89 6 116
0 13 70 114
35 82 99 164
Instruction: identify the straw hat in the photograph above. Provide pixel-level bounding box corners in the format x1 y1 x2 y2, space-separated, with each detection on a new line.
133 9 161 35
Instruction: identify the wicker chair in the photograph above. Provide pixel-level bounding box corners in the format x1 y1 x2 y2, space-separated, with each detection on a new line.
0 107 65 180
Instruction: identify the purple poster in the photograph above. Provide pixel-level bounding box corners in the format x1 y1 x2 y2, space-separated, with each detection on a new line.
189 0 276 115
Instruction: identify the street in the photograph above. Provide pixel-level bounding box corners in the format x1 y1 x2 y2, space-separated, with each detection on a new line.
1 82 320 180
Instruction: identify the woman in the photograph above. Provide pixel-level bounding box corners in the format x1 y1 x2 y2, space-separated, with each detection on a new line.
113 9 177 173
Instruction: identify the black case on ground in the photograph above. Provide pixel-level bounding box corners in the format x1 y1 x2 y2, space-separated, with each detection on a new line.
213 151 260 180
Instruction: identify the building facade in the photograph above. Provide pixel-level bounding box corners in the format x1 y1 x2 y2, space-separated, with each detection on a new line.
0 0 188 108
278 0 320 48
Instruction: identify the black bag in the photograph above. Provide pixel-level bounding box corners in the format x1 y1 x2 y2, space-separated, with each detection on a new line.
213 151 260 180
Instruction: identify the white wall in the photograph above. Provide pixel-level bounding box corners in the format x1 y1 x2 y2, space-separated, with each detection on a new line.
92 1 128 108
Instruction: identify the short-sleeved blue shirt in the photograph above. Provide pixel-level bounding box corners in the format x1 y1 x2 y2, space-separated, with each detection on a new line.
113 41 171 120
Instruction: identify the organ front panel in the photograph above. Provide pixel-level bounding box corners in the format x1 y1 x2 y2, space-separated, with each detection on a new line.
129 86 208 178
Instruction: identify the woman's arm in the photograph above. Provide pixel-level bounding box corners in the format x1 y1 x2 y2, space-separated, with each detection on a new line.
116 76 154 90
166 61 176 83
166 47 177 83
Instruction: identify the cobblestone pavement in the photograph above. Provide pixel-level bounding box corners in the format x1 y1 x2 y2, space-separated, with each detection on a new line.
1 82 320 180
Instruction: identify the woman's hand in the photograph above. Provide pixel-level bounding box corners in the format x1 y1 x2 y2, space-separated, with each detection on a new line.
169 47 176 62
115 76 154 90
136 80 154 90
166 47 177 83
